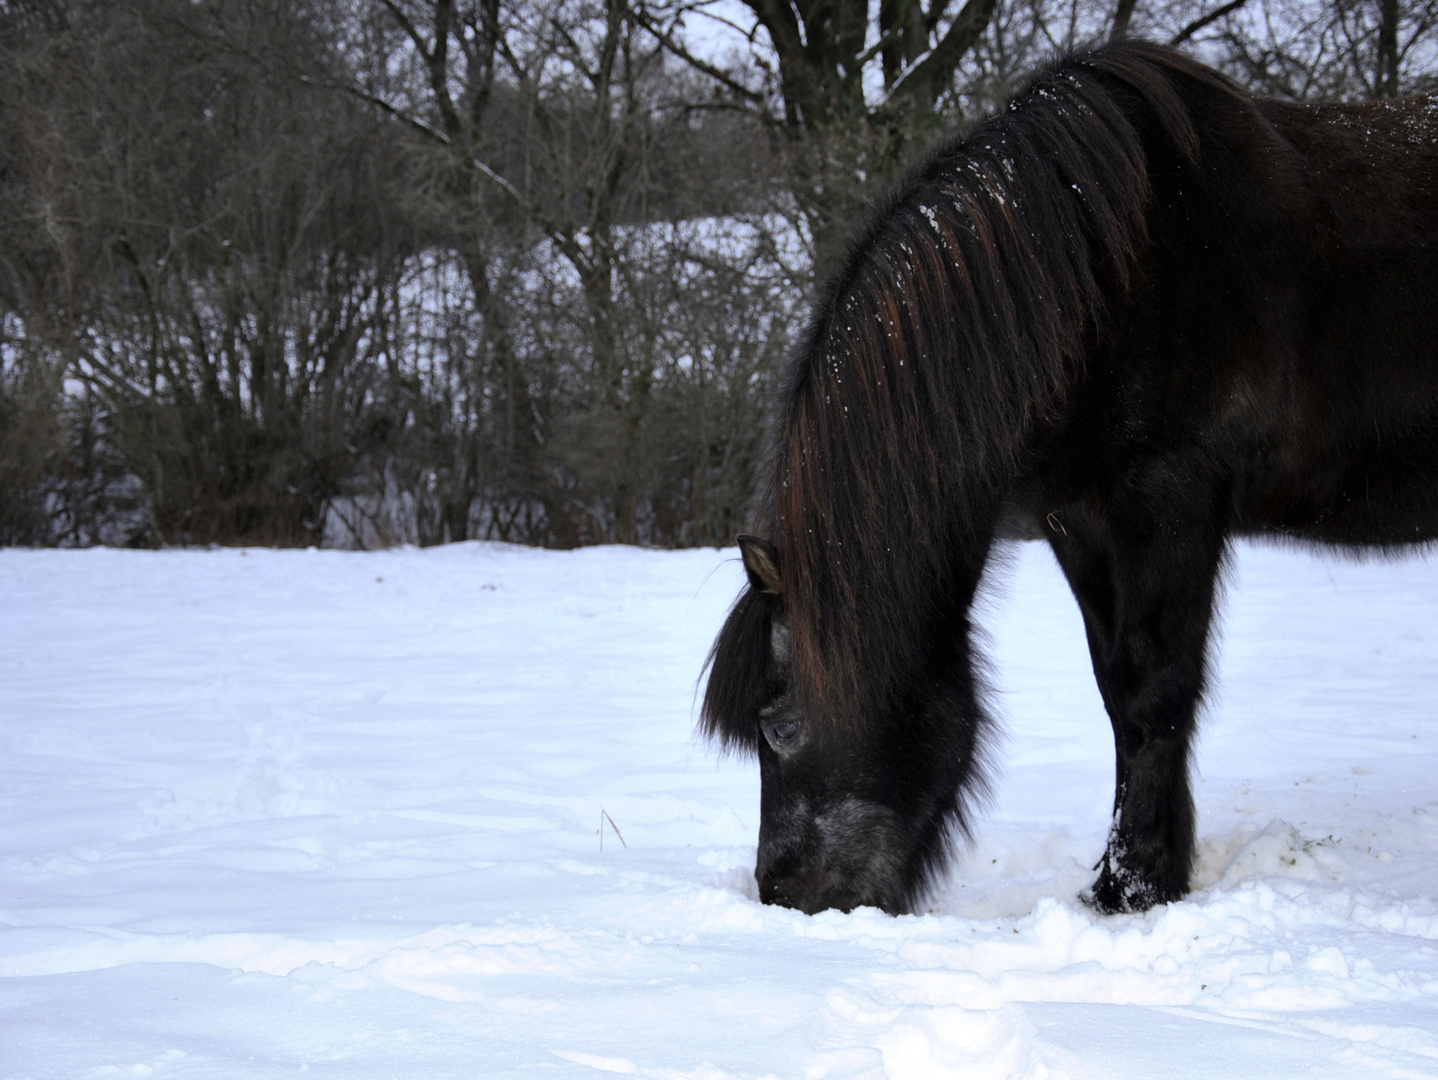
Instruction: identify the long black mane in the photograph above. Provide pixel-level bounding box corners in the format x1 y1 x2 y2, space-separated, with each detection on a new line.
704 42 1247 745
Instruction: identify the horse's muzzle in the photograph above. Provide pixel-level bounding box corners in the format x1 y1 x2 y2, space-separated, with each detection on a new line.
757 867 856 914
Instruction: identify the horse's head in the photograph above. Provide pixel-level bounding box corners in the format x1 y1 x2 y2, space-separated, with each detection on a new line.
703 535 988 916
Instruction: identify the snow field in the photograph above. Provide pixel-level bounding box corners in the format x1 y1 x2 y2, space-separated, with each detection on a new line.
2 540 1438 1078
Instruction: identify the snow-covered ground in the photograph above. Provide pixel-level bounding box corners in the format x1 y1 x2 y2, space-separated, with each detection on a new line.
3 539 1438 1078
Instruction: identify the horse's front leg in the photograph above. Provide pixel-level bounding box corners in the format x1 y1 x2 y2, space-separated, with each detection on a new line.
1046 490 1226 913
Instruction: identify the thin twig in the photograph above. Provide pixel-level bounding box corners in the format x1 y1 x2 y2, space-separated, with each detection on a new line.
599 808 628 851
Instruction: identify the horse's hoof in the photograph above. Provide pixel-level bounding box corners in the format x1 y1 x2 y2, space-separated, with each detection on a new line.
1081 866 1162 914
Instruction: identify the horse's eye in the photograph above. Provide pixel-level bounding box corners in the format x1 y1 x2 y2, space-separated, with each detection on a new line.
769 720 800 747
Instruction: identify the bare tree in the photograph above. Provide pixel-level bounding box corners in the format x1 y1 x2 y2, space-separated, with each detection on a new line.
2 0 417 544
343 0 797 545
633 0 1011 272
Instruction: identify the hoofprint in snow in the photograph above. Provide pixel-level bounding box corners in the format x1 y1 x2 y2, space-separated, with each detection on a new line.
2 541 1437 1079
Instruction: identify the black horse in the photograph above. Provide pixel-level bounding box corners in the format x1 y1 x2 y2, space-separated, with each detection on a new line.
701 40 1438 916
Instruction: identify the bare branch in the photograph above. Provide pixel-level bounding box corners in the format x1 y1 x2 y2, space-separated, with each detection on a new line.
311 76 452 146
632 4 767 104
1171 0 1252 46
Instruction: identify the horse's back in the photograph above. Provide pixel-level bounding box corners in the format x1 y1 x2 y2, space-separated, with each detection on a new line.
1244 96 1438 544
1262 95 1438 240
1264 94 1438 394
1050 86 1438 548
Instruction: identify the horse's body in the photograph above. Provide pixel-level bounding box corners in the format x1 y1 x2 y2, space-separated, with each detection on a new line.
702 41 1438 915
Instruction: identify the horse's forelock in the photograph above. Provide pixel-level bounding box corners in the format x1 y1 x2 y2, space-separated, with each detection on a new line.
700 585 772 754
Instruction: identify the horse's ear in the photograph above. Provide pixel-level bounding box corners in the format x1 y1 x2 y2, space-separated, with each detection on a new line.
737 534 783 596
